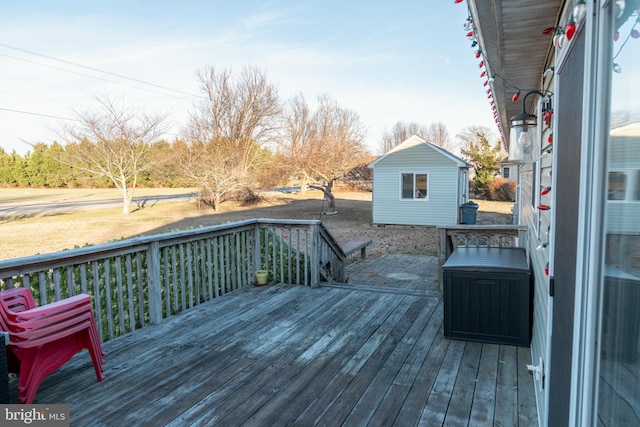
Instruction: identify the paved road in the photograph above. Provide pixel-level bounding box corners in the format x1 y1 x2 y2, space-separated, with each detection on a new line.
0 192 197 218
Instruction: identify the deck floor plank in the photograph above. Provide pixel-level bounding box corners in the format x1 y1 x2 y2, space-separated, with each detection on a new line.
16 255 537 427
261 294 404 426
209 292 396 426
469 343 499 425
342 297 439 425
367 303 444 427
122 287 351 426
417 338 466 426
292 295 419 426
314 297 431 426
443 341 483 425
494 344 519 426
518 346 540 425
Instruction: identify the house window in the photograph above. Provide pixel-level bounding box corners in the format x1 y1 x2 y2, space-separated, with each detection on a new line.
503 167 510 179
401 173 428 200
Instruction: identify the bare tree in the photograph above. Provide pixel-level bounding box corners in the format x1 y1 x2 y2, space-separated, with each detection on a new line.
59 95 167 214
181 66 281 209
423 122 454 151
380 121 453 154
282 94 368 212
379 121 427 154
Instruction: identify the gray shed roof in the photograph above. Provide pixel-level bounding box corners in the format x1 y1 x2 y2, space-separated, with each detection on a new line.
368 135 472 168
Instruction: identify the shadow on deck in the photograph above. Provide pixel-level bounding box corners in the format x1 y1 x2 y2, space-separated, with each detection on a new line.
16 255 538 426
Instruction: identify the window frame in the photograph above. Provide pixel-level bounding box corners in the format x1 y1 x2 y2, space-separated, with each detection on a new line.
400 172 429 201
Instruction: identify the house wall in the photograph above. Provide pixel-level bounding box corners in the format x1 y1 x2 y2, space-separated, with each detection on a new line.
372 144 460 226
519 55 555 424
501 164 519 182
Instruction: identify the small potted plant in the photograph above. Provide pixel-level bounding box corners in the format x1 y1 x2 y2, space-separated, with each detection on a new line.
254 269 269 285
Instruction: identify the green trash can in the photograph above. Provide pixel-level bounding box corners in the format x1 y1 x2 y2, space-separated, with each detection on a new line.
460 201 478 224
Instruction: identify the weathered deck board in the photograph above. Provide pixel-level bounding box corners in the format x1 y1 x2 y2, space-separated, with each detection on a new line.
13 255 537 426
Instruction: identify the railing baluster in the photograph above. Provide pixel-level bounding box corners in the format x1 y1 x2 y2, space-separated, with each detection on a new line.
186 242 194 308
53 268 61 301
230 233 237 291
126 254 135 332
38 271 47 305
136 252 144 327
199 239 207 302
162 247 170 318
115 256 125 336
171 246 178 315
226 234 232 291
66 266 74 297
179 244 186 312
92 261 104 343
104 258 114 340
235 232 241 289
206 238 213 300
213 238 220 297
147 241 162 325
80 264 87 294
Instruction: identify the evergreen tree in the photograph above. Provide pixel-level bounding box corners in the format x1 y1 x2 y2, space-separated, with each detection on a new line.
458 126 503 197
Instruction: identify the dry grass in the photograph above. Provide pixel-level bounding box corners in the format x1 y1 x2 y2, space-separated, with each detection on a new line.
0 188 514 261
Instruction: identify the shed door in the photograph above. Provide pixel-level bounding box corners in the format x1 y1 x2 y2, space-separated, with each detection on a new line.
548 29 585 426
459 169 468 206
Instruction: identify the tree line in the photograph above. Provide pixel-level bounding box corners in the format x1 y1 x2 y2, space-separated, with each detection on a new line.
1 65 509 213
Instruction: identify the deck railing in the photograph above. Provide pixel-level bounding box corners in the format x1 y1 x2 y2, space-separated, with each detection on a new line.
0 219 346 343
437 224 529 284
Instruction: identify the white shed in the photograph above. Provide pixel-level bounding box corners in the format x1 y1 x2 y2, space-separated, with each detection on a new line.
368 135 471 226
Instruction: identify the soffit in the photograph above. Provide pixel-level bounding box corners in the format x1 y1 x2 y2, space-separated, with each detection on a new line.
468 0 563 146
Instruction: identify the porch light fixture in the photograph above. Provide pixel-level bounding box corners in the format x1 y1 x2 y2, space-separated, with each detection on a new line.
573 0 587 23
509 90 544 164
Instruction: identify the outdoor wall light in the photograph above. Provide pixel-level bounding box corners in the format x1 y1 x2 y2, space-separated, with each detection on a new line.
509 90 544 164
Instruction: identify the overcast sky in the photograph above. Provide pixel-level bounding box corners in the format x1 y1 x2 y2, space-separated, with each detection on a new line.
0 0 497 155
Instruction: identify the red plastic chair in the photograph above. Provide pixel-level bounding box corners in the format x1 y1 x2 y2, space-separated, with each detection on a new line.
0 288 105 403
0 290 104 362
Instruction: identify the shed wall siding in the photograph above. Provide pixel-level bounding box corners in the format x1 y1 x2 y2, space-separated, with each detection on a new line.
372 145 460 226
607 136 640 234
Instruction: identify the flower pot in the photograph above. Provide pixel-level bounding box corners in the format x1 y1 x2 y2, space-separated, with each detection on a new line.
255 270 269 285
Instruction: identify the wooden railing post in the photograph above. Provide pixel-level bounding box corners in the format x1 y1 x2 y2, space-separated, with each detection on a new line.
253 223 261 275
310 223 320 288
147 241 163 325
437 226 447 285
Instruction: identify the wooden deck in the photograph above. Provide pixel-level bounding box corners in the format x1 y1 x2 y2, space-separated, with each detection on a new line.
15 255 537 426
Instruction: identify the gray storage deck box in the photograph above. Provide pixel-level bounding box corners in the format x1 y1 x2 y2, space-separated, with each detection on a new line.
443 246 531 347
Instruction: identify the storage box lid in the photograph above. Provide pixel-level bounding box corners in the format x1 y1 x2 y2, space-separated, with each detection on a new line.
443 246 529 273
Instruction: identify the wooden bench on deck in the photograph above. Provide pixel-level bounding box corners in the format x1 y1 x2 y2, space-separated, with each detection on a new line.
341 238 373 260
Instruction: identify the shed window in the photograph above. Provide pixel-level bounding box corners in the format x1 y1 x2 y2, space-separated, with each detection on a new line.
608 170 640 201
608 171 627 200
401 173 428 200
503 167 510 179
